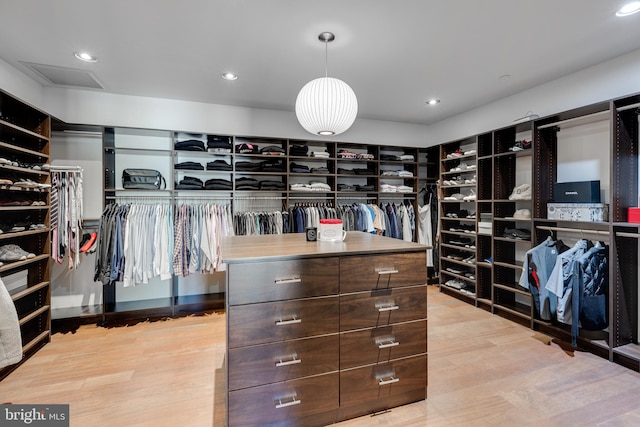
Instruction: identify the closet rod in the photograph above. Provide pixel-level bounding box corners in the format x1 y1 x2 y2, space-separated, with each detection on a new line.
233 196 286 200
616 102 640 112
536 225 609 236
536 110 610 130
49 165 83 171
615 231 640 238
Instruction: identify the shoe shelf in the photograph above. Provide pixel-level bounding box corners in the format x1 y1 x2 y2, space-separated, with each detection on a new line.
0 228 49 241
0 89 51 382
0 253 49 273
493 282 529 297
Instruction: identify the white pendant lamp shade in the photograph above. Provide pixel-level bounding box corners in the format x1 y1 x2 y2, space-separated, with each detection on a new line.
295 76 358 136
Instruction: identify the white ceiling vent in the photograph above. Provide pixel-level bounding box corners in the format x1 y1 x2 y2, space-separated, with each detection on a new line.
21 62 103 89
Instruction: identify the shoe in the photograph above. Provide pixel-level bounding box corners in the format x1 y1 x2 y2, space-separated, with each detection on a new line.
503 228 531 240
464 175 477 184
0 244 36 261
463 149 476 156
464 272 476 280
484 257 492 264
463 190 476 201
452 163 470 172
509 140 532 152
466 212 476 219
446 149 464 159
444 193 464 201
508 184 531 200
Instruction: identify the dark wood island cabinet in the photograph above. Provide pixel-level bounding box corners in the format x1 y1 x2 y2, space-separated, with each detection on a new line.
221 232 428 426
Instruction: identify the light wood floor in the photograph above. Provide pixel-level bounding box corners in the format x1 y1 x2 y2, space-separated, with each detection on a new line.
2 286 639 427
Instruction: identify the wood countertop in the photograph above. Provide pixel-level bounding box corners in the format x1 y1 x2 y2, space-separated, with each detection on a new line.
221 232 429 263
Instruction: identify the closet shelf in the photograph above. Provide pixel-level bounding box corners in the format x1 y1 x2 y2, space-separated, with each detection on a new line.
441 270 476 283
493 303 530 319
0 254 49 273
0 184 49 193
493 261 524 270
0 164 50 176
21 330 50 354
0 140 49 158
10 281 49 301
0 118 49 141
19 305 51 326
493 282 529 296
0 228 49 240
0 205 50 212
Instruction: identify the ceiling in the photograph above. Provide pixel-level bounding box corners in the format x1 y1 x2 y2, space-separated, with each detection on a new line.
1 0 640 126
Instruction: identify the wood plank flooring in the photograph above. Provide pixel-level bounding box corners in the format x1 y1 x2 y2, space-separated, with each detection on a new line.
1 286 639 426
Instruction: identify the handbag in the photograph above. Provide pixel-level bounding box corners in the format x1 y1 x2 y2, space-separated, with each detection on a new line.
122 169 166 190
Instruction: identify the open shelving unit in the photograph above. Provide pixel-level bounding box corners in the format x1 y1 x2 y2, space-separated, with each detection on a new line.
0 89 51 380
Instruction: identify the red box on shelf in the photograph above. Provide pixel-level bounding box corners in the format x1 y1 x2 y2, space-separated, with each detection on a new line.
628 207 640 223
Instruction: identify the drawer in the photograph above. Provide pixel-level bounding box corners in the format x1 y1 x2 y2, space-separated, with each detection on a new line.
340 252 426 293
228 296 339 347
340 286 427 331
340 320 427 369
228 257 339 305
340 355 427 408
228 335 339 391
228 372 339 427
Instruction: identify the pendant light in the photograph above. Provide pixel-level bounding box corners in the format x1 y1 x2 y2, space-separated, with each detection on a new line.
295 32 358 136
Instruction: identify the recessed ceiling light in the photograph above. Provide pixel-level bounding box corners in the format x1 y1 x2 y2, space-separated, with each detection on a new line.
426 99 440 105
74 52 97 62
221 72 238 81
616 1 640 16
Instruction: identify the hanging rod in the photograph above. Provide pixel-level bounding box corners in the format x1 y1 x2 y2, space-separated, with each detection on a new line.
615 231 640 238
616 102 640 112
232 196 286 200
49 165 83 171
536 225 609 236
536 110 610 130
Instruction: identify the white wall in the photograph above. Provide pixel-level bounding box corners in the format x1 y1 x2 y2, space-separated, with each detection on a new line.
42 87 430 147
0 58 45 110
427 48 640 145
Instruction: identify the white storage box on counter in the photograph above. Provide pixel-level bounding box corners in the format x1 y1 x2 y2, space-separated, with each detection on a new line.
547 203 609 222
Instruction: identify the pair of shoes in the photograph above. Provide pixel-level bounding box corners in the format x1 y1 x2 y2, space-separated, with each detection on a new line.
509 140 532 152
463 255 475 263
446 149 464 159
0 244 36 262
450 163 475 172
466 212 476 219
503 228 531 240
484 257 493 264
464 175 476 184
508 184 531 200
463 190 476 201
445 279 465 289
444 193 464 201
445 210 468 218
443 176 463 186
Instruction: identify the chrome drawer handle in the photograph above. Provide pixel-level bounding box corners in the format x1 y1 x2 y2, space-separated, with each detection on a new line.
275 356 301 367
377 269 399 275
275 316 301 326
378 377 400 386
275 397 301 409
377 305 399 312
377 340 399 349
274 277 302 284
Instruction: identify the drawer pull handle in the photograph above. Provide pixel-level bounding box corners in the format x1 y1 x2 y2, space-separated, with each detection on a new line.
377 269 399 275
274 277 302 284
377 305 399 312
275 317 301 326
276 357 301 367
378 340 399 349
275 397 301 409
378 377 400 386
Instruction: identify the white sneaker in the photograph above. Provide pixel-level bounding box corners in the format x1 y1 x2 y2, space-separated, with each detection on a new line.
444 193 464 201
463 190 476 201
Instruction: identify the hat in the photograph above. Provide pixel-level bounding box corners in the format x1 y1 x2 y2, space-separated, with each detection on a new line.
508 183 531 200
510 209 531 220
